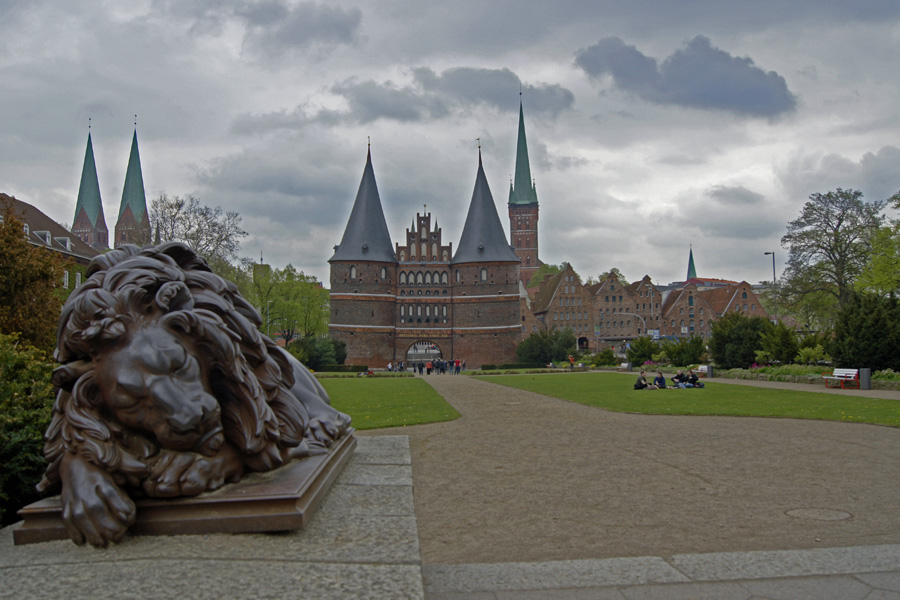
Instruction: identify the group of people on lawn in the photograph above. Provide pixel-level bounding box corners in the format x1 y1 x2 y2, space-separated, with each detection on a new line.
634 369 705 390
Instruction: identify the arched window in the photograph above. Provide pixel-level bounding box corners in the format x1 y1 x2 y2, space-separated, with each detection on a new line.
416 272 424 285
399 272 406 284
480 268 487 281
425 272 432 285
433 271 440 284
455 269 460 283
441 272 449 285
417 305 422 316
380 267 387 279
421 243 427 258
350 266 357 279
432 243 438 257
426 306 431 316
688 296 694 306
400 306 406 316
399 250 406 261
442 305 447 316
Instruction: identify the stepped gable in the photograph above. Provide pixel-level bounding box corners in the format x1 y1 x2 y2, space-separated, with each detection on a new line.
118 129 148 224
329 148 397 264
452 151 520 265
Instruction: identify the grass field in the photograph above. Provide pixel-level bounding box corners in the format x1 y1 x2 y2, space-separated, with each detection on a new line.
473 372 900 427
321 376 460 430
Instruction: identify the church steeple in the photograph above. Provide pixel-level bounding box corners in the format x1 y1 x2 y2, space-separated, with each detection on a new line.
71 130 109 250
687 246 697 280
452 150 520 265
509 99 538 206
329 148 397 264
114 128 151 247
507 97 541 285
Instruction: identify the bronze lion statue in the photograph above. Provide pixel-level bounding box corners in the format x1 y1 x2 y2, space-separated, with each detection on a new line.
37 242 351 547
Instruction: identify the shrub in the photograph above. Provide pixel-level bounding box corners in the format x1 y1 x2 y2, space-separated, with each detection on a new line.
795 345 829 365
287 336 345 371
832 292 900 370
592 348 617 366
760 321 799 364
626 336 658 365
660 334 705 366
516 329 576 364
0 333 55 525
315 364 368 372
709 312 772 369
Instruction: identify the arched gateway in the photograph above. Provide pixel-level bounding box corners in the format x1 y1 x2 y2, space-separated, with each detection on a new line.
405 340 443 364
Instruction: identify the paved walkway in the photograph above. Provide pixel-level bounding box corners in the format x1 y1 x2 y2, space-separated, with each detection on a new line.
379 373 900 599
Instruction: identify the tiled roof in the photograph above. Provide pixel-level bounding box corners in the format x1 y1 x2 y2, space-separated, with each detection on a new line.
2 193 99 263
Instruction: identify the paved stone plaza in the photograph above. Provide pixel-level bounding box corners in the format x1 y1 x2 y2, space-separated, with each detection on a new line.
3 375 900 599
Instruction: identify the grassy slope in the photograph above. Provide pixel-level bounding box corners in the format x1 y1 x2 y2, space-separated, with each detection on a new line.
321 377 460 430
473 372 900 427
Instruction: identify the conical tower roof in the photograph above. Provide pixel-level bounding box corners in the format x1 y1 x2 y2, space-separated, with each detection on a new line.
329 149 397 263
508 100 538 206
452 151 520 264
118 129 148 223
74 132 107 229
687 246 697 280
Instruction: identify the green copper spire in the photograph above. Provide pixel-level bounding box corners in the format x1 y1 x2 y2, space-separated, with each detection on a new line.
74 132 105 227
118 129 147 223
509 99 538 206
687 246 697 280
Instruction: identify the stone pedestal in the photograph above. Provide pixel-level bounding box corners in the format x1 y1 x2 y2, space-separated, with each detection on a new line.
14 432 356 545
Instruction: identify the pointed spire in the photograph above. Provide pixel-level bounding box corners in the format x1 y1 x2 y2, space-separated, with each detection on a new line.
74 131 106 229
509 99 538 206
686 246 697 280
329 148 397 263
452 150 520 264
119 129 148 223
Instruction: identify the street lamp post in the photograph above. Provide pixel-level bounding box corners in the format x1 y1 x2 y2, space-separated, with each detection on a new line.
764 252 777 320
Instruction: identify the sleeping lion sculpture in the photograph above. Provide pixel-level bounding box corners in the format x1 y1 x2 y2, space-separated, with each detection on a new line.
37 242 351 547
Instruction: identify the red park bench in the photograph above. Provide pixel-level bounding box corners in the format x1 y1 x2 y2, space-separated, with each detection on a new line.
822 368 860 389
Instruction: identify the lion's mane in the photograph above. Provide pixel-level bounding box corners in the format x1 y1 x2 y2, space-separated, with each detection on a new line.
39 242 326 494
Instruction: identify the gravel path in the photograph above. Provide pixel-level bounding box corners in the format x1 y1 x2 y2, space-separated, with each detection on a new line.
360 373 900 565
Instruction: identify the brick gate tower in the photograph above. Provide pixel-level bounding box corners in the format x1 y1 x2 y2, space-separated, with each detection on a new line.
328 148 399 367
508 98 540 287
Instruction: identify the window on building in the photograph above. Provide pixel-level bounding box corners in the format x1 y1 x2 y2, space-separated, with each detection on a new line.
350 266 357 279
688 295 694 306
742 291 748 299
751 304 756 311
480 268 487 281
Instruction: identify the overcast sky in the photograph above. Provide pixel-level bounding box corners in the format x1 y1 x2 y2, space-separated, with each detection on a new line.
3 0 900 286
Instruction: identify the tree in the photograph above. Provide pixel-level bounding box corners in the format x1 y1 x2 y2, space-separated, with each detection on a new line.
150 194 248 264
831 292 900 371
709 312 772 369
759 321 799 364
659 334 706 366
857 192 900 297
597 267 629 285
781 189 886 316
626 336 658 365
516 329 576 364
527 262 563 287
0 333 54 524
0 206 68 352
272 265 329 340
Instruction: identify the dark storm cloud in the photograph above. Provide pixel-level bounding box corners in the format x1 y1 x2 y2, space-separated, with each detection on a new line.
239 1 362 56
231 67 574 134
413 67 574 117
330 79 450 123
778 146 900 203
575 36 796 117
706 185 765 206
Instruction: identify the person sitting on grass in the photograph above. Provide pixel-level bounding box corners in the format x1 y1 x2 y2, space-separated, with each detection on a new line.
653 371 667 389
687 369 705 388
672 370 692 388
634 370 658 390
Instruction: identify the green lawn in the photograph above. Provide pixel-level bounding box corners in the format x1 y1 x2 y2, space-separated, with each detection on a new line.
473 372 900 427
321 377 460 430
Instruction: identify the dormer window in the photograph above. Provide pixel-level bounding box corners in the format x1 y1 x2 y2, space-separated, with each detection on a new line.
35 230 51 245
361 243 368 254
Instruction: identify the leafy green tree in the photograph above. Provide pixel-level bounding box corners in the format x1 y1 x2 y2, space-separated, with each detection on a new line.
831 292 900 371
660 335 706 366
0 205 68 352
857 192 900 297
272 265 329 340
0 334 54 524
597 267 629 285
527 262 564 287
591 347 617 366
709 312 773 369
626 336 658 365
781 188 886 319
760 321 799 364
516 329 576 364
287 336 345 370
